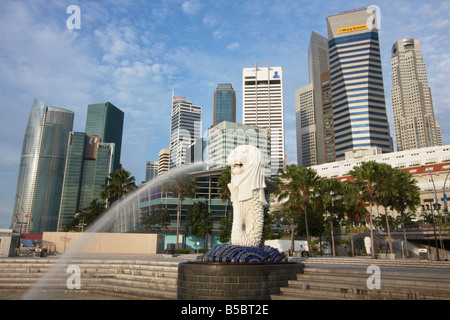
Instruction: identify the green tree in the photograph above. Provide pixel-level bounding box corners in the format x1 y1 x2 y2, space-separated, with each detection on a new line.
274 165 319 255
100 168 137 207
141 205 170 232
313 178 344 257
262 208 276 241
218 166 232 224
390 169 420 258
217 217 232 243
218 166 231 204
373 163 396 254
186 201 213 250
64 199 106 232
341 181 367 257
296 206 325 254
350 161 382 259
162 173 198 249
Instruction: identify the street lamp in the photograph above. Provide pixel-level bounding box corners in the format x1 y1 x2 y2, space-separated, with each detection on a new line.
74 213 86 232
421 165 440 260
443 171 450 222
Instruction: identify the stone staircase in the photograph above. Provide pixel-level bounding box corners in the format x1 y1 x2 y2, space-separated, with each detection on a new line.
0 257 186 300
290 256 450 269
272 258 450 300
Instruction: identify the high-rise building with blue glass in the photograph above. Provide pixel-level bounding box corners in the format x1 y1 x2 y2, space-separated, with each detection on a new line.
326 8 393 160
85 102 124 171
213 83 236 126
57 132 115 231
11 98 74 233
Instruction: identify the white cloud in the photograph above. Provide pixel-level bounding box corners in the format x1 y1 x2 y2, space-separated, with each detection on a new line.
182 0 202 15
227 42 240 51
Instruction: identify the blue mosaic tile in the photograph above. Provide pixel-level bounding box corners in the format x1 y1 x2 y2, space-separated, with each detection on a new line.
197 244 287 263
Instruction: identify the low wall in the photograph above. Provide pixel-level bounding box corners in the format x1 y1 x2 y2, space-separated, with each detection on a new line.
177 262 303 300
42 232 164 255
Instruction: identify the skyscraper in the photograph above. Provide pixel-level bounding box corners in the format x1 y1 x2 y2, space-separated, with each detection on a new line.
169 98 202 168
296 32 331 167
158 148 170 175
326 7 393 160
321 70 337 163
213 83 236 126
391 39 442 151
11 98 74 233
57 132 114 231
243 63 285 177
145 161 158 181
295 84 316 167
85 102 124 171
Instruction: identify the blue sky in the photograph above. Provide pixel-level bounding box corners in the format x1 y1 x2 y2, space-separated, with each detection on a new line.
1 0 449 229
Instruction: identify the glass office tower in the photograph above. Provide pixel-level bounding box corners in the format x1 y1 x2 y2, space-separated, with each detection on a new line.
213 84 236 126
57 132 114 231
326 8 393 160
85 102 124 171
11 98 74 233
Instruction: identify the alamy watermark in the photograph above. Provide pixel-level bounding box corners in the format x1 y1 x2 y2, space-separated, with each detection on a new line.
367 5 381 30
366 265 381 290
66 265 81 289
66 5 81 30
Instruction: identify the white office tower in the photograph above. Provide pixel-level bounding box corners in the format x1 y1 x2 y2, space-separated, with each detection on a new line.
296 31 330 167
391 39 442 151
243 63 285 177
207 121 271 178
169 98 202 169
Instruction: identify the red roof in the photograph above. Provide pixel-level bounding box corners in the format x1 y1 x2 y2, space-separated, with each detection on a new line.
21 233 43 240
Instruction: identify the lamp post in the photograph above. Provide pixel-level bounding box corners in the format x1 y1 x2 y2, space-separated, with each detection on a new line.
443 171 450 223
421 165 440 260
74 213 86 232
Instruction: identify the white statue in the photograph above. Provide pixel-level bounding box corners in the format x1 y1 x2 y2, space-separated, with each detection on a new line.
227 145 267 247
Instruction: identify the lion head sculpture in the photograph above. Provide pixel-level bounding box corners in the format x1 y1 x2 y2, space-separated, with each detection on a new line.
227 145 267 247
227 145 267 205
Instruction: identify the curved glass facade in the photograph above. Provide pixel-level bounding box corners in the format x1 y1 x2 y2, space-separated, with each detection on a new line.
11 98 74 233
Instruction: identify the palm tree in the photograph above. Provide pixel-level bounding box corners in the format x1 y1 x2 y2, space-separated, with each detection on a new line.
390 169 420 258
218 166 231 203
350 161 382 259
162 173 198 249
313 178 343 257
98 168 137 232
218 166 232 220
373 163 396 254
99 168 137 232
342 181 367 257
100 168 137 207
186 201 213 250
274 165 319 255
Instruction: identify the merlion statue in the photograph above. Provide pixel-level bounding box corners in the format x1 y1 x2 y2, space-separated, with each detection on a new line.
227 145 267 247
196 145 286 263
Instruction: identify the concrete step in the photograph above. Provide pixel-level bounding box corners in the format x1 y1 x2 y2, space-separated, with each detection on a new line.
0 257 181 299
272 264 450 300
286 280 450 300
292 257 450 269
92 283 177 300
298 273 450 292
